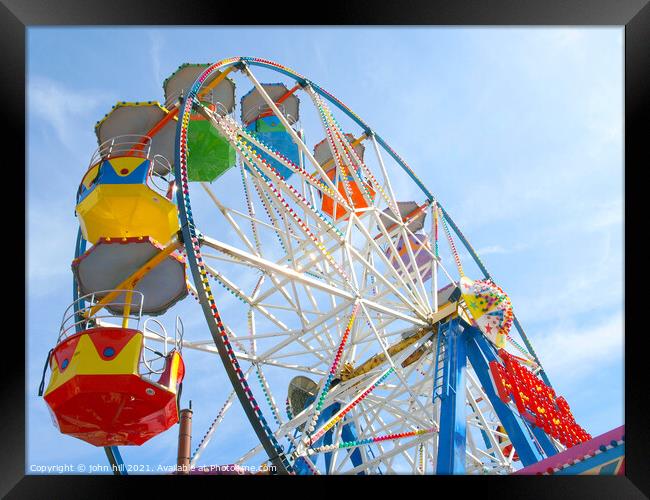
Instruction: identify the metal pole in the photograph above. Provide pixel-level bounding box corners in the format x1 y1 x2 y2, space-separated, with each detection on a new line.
121 288 133 329
177 406 193 475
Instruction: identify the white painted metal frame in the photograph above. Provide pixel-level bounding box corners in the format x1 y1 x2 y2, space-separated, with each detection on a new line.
174 63 527 474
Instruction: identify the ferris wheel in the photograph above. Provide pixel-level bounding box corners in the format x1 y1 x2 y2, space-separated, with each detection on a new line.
41 56 592 475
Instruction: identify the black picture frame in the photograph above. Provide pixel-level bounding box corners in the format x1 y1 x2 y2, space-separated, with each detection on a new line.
4 1 648 497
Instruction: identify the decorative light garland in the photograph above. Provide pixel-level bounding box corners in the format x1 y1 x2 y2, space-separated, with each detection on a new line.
439 205 464 277
172 56 552 475
316 96 395 212
190 388 238 466
306 427 436 456
307 366 395 446
302 303 361 442
174 59 290 471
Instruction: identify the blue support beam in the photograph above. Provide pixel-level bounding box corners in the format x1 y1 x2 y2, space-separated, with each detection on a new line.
531 426 559 458
340 417 364 474
295 402 365 475
469 326 557 458
465 327 547 466
104 446 127 475
436 319 468 474
323 405 364 474
295 403 337 475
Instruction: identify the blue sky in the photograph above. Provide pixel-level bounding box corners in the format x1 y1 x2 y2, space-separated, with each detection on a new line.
26 27 623 473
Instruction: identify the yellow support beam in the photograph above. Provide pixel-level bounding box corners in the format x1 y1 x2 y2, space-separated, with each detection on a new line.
197 66 236 100
122 288 134 328
87 236 183 319
339 299 463 382
340 325 434 382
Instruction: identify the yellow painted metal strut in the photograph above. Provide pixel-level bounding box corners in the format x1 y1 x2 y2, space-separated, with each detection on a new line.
340 325 434 382
87 236 183 320
198 66 236 99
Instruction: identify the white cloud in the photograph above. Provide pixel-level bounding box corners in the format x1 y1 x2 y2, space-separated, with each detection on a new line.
552 29 585 47
535 311 623 384
467 242 530 258
148 31 164 90
584 199 623 231
515 267 622 326
475 245 507 255
28 76 109 155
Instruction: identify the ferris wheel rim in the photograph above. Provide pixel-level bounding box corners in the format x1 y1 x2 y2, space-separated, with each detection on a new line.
236 56 547 384
168 56 541 474
66 56 530 474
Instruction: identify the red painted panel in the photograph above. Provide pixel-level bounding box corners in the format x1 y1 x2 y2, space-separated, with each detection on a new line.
44 373 179 446
156 351 185 388
490 349 591 448
86 327 139 360
52 334 82 372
